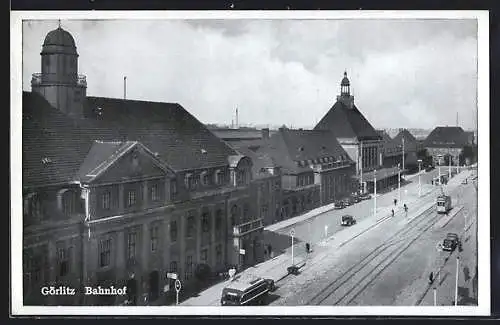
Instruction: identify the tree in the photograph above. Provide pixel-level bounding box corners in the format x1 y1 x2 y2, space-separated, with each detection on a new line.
417 148 433 167
459 145 476 165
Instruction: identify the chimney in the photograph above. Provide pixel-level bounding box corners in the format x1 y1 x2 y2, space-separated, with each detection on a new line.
261 128 270 139
124 76 127 100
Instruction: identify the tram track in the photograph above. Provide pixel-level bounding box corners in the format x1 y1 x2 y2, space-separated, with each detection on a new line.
306 205 437 305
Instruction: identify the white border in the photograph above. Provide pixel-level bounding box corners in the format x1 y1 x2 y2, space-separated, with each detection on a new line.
10 10 490 316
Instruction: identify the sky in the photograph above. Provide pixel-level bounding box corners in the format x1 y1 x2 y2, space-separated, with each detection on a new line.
22 18 478 130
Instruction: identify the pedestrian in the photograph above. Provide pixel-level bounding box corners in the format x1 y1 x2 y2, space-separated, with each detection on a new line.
391 209 394 217
305 242 310 253
394 198 397 206
429 272 434 284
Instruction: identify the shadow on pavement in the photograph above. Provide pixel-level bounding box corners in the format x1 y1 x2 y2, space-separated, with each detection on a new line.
439 272 449 286
265 293 281 305
262 229 303 256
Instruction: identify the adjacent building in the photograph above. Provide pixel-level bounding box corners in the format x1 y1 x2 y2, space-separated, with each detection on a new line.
253 128 356 221
314 72 399 194
376 130 403 169
423 126 468 166
23 26 263 306
393 128 421 172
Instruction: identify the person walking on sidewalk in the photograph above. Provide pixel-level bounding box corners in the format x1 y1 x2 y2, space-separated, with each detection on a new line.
394 198 397 206
391 209 395 217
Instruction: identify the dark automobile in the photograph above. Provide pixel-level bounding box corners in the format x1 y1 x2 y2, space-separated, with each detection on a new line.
442 233 461 252
351 195 361 203
341 215 356 226
342 198 352 206
264 278 276 292
425 166 435 172
359 193 372 200
334 201 345 209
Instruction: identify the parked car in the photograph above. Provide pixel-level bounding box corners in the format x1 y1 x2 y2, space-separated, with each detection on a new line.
341 215 356 226
334 201 345 209
351 195 361 203
342 198 352 206
264 278 276 292
442 233 461 252
359 193 372 200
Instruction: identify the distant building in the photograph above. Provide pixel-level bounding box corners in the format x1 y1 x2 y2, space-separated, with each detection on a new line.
376 130 403 169
424 126 468 165
209 128 275 142
392 128 421 171
314 72 400 194
23 26 262 306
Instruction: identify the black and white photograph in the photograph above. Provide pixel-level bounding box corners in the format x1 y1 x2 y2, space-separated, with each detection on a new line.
11 10 489 316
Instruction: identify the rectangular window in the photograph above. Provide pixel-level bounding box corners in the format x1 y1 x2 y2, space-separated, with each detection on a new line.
216 245 222 266
215 170 222 185
102 191 111 210
24 252 43 285
150 184 159 202
171 181 178 200
127 190 136 207
186 216 195 238
170 261 178 273
127 230 137 261
56 245 72 277
185 255 193 280
201 213 210 233
170 221 177 243
99 238 112 268
150 224 159 252
201 249 208 263
63 192 74 215
202 172 210 186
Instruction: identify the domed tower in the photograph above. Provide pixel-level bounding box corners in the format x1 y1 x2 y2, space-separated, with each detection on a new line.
31 24 87 118
336 71 354 109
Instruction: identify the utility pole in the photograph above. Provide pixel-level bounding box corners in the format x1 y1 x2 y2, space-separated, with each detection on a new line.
418 159 422 197
449 153 452 180
360 141 363 194
455 256 460 306
402 136 405 178
433 287 437 306
398 163 401 203
373 169 377 218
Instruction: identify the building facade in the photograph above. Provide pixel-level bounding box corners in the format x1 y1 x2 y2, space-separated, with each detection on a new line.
23 26 263 306
314 72 399 194
255 128 356 221
424 126 468 166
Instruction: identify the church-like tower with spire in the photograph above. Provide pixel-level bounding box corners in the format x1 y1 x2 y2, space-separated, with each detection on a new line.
31 23 87 118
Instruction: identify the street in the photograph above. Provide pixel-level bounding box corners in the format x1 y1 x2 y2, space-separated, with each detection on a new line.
268 168 477 306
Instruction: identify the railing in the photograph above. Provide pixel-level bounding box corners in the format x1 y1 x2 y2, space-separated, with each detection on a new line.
31 73 87 87
233 218 264 237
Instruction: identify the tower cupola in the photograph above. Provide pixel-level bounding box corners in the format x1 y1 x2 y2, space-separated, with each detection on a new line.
31 22 87 118
336 71 354 109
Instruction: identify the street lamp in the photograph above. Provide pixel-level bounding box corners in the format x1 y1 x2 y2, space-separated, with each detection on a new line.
417 159 422 197
433 287 437 306
448 154 452 180
290 228 295 266
397 163 401 204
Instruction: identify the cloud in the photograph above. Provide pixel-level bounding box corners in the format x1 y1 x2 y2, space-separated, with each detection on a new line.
21 18 478 130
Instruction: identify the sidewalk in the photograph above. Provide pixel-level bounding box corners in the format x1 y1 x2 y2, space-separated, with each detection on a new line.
265 172 429 233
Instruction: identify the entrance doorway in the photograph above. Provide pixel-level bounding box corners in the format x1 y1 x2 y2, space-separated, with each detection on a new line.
149 271 159 302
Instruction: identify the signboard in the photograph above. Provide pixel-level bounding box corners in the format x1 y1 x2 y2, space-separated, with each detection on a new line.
239 249 246 255
175 279 182 292
167 272 178 280
163 284 170 292
228 268 236 278
290 228 295 237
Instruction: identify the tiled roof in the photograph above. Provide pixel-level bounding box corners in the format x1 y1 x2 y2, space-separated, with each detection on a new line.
375 130 400 154
393 129 418 152
314 101 381 141
424 126 468 148
232 145 277 180
256 129 353 174
22 92 238 187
